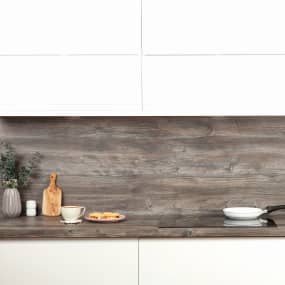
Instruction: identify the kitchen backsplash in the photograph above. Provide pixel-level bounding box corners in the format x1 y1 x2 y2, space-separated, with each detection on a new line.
1 117 285 216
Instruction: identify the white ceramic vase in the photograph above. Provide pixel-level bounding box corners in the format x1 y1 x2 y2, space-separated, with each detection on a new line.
2 188 22 218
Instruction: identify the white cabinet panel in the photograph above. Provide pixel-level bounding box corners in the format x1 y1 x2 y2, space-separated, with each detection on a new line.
144 55 285 115
0 0 140 54
140 239 285 285
0 56 140 114
144 0 285 54
0 240 138 285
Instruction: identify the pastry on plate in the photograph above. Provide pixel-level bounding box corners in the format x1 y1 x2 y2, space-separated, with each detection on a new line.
88 212 120 219
102 212 120 219
88 212 104 219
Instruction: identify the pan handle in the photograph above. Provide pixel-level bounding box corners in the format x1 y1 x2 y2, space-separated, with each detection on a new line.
265 205 285 214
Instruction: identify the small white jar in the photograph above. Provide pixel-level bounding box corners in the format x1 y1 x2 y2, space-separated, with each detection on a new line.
26 200 37 217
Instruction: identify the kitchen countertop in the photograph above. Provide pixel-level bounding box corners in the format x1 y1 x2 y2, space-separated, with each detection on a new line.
1 214 285 239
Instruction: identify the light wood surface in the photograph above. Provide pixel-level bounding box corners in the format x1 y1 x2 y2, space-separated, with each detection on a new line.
42 173 62 216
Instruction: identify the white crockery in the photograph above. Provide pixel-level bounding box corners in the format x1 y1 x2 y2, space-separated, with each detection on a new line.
223 207 265 220
60 219 82 224
61 206 86 221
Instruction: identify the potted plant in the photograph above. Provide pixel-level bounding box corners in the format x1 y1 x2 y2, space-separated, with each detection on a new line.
0 142 40 218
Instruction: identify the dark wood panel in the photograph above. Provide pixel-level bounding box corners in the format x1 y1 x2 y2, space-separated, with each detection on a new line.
1 117 285 216
2 215 285 238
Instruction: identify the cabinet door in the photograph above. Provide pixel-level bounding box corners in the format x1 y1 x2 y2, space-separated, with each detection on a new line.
0 56 141 115
143 0 285 54
140 239 285 285
144 55 285 115
0 240 138 285
0 0 140 54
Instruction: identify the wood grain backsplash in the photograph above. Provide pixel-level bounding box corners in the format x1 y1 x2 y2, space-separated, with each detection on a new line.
1 117 285 216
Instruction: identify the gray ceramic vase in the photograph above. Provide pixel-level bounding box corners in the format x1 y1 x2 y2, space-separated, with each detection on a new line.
2 188 22 218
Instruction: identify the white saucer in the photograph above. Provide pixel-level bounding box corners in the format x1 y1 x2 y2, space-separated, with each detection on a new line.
60 219 82 224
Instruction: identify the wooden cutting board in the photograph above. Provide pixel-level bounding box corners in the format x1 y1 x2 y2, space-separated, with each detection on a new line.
42 172 62 216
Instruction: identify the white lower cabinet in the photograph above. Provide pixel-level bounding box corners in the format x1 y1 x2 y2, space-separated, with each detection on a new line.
0 240 138 285
2 238 285 285
139 239 285 285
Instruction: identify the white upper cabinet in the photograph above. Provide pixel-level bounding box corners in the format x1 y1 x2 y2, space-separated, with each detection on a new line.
0 0 140 54
144 55 285 115
143 0 285 54
0 0 141 115
0 56 141 115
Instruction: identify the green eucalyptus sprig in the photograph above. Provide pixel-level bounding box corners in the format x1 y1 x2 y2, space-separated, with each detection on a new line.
0 142 41 189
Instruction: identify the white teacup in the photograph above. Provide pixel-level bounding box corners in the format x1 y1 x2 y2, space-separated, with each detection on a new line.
61 206 86 221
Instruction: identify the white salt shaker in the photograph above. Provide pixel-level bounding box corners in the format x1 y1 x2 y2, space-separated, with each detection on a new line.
26 200 37 217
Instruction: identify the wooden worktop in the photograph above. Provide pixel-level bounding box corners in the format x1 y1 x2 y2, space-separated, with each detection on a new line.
1 214 285 239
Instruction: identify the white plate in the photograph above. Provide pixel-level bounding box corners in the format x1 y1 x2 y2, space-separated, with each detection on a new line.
60 219 82 224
